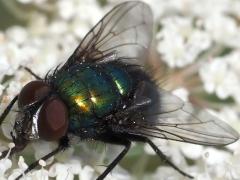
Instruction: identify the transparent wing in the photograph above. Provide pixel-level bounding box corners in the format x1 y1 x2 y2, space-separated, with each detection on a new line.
127 90 239 146
63 1 153 69
132 82 185 117
155 88 184 114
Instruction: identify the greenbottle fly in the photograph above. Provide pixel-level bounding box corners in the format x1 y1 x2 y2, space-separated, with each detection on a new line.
0 1 239 180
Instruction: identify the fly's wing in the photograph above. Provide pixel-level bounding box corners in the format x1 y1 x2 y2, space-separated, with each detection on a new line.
62 1 153 70
126 88 239 146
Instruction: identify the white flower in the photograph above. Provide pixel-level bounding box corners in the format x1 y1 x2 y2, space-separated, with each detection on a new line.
78 165 95 180
203 151 240 180
18 156 28 170
49 163 74 180
0 157 12 177
180 144 203 160
199 58 240 99
203 148 230 165
195 172 212 180
225 51 240 76
57 1 75 20
48 21 68 36
187 0 231 17
71 19 92 39
204 14 240 48
0 42 21 76
56 0 103 39
201 147 240 179
73 1 103 25
49 159 83 180
28 14 48 36
30 169 49 180
27 160 49 180
213 51 240 103
157 16 211 68
6 26 28 45
141 0 185 20
218 108 240 132
8 156 30 180
0 58 10 82
7 81 22 97
143 0 232 21
28 39 60 76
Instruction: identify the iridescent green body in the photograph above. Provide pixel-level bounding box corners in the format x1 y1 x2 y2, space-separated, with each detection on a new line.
53 63 132 136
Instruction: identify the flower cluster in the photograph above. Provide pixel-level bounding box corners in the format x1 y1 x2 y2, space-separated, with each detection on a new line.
0 0 240 180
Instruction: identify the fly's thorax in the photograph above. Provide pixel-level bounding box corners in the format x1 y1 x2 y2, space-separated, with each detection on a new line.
53 63 133 132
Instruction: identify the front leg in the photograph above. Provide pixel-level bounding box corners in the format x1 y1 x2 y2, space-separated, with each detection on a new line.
20 66 42 80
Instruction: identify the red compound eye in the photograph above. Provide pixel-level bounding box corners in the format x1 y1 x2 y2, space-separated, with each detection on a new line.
18 81 51 108
38 97 68 141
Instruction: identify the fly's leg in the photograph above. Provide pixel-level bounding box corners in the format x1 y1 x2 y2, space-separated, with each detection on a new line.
0 95 18 125
20 66 42 80
146 138 194 179
97 137 131 180
15 136 69 180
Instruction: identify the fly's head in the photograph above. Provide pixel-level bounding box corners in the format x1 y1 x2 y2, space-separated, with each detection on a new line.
12 80 69 151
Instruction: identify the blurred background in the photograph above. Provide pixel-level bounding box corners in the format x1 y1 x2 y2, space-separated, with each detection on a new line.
0 0 240 179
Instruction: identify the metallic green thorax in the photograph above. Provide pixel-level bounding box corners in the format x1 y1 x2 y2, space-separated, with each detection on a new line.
53 63 132 134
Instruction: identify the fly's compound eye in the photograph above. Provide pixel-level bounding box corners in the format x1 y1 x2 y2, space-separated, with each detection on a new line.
38 97 69 141
18 81 51 109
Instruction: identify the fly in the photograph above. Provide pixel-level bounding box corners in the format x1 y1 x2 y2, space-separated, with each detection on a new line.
0 1 239 180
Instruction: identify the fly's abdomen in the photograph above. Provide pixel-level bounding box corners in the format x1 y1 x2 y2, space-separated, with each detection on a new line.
54 64 132 131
